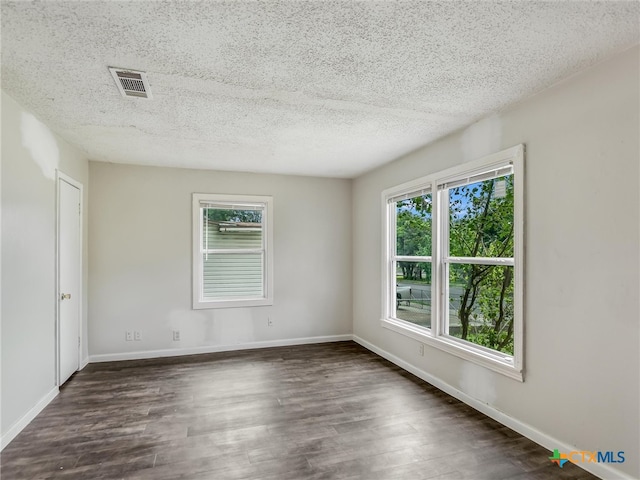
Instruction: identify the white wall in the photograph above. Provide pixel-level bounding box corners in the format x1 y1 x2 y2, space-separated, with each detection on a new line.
1 91 89 442
88 162 352 358
352 46 639 478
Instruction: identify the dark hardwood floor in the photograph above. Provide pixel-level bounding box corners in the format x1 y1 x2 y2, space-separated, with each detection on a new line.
1 342 596 479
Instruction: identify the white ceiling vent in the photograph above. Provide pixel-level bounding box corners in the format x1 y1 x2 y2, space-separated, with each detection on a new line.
108 67 152 99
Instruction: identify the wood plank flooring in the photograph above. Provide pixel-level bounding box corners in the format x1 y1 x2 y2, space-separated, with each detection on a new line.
1 342 596 479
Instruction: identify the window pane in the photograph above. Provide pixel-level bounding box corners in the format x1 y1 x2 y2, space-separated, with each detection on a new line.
202 208 263 250
203 253 263 299
448 264 514 355
396 193 432 256
395 262 431 328
449 175 513 258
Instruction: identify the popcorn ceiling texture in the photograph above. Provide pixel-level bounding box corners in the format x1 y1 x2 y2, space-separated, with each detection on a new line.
1 1 638 178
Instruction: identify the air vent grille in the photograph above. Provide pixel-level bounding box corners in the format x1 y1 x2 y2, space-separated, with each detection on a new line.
108 67 152 99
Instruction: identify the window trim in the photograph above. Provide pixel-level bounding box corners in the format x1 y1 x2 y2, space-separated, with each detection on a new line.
192 193 274 309
381 145 524 381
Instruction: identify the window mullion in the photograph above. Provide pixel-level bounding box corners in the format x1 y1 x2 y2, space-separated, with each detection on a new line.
440 186 450 339
394 255 432 262
445 256 515 266
431 181 441 338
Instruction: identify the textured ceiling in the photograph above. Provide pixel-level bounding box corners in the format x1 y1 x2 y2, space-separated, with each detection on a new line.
2 1 639 178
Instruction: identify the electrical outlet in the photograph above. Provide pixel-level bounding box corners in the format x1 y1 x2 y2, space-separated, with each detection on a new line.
125 331 133 341
134 330 141 341
267 317 273 327
419 344 424 356
172 330 180 341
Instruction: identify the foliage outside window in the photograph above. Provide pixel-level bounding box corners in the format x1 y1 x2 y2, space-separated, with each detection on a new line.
394 193 432 329
192 194 273 309
445 173 514 355
383 145 524 380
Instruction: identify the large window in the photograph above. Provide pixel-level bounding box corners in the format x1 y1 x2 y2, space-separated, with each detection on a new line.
382 145 524 380
192 194 273 309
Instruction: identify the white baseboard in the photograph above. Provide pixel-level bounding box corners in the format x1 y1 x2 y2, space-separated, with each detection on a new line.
80 356 89 370
352 335 633 480
89 334 353 363
1 386 59 451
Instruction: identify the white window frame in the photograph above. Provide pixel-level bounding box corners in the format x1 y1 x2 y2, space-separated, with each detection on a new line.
381 145 524 381
192 193 274 309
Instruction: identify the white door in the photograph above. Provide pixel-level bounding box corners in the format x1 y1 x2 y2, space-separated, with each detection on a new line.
58 177 81 385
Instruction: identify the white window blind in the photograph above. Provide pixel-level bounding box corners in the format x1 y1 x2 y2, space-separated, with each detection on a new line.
388 187 432 205
438 165 513 190
201 210 264 299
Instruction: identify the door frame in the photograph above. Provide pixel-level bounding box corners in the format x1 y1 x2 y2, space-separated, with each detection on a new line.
56 171 83 386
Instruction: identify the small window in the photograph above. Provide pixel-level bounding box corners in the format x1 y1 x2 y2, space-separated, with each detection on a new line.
382 145 524 380
192 194 273 309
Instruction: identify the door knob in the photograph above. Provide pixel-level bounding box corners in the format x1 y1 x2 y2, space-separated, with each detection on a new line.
61 293 71 300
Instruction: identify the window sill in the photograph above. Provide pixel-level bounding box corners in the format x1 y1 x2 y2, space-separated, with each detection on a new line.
380 317 523 382
193 297 272 309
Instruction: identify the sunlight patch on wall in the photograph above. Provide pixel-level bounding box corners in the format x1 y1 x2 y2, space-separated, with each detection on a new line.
20 112 59 180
